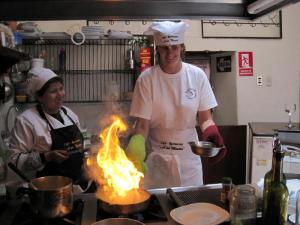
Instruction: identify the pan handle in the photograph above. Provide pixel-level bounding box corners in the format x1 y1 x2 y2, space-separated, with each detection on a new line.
166 188 185 207
8 162 31 183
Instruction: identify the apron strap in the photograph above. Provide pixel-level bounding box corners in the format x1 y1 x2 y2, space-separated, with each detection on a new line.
36 104 54 130
61 107 84 142
61 107 77 125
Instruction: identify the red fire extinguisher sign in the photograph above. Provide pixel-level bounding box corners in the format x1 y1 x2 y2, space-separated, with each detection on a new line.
140 48 151 72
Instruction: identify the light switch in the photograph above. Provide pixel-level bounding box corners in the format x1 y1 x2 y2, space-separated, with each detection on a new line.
257 76 263 86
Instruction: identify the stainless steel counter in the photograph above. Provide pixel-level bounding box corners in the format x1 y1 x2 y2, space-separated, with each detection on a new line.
79 184 224 225
249 122 300 136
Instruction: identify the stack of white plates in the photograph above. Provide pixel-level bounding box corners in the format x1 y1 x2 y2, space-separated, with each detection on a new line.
82 26 105 39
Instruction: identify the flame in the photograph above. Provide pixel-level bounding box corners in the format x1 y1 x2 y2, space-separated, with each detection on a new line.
86 115 144 202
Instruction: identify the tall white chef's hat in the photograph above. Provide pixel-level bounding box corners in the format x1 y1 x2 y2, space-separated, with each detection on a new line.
27 67 61 95
144 21 189 46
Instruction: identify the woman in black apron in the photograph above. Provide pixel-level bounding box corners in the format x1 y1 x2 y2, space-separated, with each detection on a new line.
36 104 84 183
9 67 90 188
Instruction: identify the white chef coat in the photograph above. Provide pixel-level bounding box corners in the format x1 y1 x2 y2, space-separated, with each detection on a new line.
9 106 81 172
130 62 217 189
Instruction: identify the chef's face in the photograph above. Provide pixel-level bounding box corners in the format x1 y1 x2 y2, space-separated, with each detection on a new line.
157 44 183 68
38 81 65 113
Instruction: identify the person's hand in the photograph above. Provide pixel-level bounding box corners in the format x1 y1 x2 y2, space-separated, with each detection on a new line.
202 125 227 166
126 134 148 174
44 150 69 163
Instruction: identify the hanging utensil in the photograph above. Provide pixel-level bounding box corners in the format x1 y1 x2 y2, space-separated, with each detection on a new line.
0 81 13 103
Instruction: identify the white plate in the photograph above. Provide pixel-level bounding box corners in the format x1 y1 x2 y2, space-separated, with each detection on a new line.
288 214 296 224
170 203 230 225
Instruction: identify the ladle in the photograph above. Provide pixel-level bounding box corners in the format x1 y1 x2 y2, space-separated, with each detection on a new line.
8 162 38 189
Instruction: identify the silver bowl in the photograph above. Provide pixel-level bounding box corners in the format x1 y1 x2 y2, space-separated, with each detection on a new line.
189 141 223 157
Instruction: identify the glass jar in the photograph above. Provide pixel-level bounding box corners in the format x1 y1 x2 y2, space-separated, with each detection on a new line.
230 185 257 225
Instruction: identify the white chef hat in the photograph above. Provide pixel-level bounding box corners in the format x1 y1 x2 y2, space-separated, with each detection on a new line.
27 67 60 95
144 21 189 46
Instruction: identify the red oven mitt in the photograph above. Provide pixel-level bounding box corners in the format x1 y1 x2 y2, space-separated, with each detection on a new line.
202 125 227 166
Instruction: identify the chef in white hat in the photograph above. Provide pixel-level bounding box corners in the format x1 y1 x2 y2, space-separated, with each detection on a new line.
9 67 86 184
127 21 227 189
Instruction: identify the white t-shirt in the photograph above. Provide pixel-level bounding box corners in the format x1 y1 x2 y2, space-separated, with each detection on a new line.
130 62 218 188
9 106 81 172
130 62 217 130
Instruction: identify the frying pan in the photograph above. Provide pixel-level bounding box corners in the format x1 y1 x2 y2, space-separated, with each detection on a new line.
97 189 151 215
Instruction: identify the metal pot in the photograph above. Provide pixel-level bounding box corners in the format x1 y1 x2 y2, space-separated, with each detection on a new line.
92 218 145 225
98 189 151 215
19 176 73 218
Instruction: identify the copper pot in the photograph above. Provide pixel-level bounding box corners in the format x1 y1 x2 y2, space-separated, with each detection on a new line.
18 176 73 218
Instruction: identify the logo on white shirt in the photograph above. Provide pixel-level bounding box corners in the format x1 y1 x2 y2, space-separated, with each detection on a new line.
185 88 196 99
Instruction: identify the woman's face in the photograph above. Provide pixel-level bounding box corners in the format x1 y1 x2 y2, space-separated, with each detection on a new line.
38 81 65 114
157 44 183 69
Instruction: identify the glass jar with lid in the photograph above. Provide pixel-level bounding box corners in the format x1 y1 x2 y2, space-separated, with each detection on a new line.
230 185 257 225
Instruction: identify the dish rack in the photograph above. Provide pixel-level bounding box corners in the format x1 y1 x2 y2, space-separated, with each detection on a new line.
20 38 149 102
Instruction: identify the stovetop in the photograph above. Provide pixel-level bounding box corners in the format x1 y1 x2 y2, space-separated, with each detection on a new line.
9 194 168 225
11 199 84 225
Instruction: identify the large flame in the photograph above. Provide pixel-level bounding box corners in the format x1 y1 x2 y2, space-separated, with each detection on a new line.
86 115 145 204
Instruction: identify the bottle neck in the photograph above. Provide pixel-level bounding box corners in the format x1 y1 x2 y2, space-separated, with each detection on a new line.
272 151 284 183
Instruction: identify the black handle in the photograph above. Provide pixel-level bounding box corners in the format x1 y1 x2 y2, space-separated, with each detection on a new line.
8 162 31 183
166 188 185 207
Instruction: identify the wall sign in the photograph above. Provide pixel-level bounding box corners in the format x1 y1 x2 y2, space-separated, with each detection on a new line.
238 52 253 76
216 56 231 72
140 47 152 72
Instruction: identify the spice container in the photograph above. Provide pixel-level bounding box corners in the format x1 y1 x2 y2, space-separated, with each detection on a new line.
221 177 233 205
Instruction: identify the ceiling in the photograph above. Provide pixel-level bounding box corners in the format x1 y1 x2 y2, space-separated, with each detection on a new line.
0 0 299 21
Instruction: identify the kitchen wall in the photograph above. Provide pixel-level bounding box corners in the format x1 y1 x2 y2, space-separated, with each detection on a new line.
210 52 238 126
31 3 300 127
184 5 300 126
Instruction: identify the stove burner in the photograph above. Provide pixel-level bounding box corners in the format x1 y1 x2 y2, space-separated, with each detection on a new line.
96 195 167 223
11 199 84 225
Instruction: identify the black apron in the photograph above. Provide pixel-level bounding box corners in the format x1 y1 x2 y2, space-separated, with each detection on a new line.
36 104 84 183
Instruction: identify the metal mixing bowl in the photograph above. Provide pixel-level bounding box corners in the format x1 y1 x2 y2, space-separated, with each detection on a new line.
189 141 223 157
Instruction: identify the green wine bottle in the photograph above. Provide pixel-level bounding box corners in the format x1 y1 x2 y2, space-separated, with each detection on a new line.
262 147 286 219
263 137 288 225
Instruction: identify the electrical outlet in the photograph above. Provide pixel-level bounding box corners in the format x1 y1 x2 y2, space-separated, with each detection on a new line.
257 76 263 86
